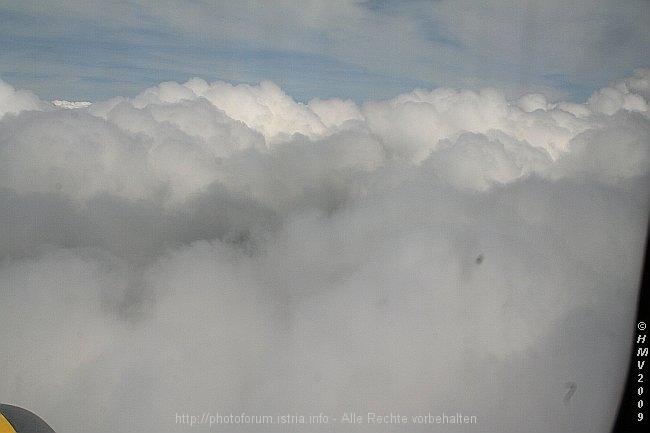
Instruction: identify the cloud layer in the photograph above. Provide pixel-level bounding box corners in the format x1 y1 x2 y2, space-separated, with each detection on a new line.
1 70 649 433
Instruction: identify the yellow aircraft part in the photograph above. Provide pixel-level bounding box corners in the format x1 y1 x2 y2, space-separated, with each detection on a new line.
0 413 16 433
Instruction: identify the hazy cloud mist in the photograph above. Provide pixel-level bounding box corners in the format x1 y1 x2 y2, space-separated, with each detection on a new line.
1 70 649 433
2 0 649 102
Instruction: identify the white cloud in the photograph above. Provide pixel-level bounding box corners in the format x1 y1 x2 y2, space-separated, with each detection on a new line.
51 100 92 110
0 72 649 433
0 79 47 119
588 69 650 115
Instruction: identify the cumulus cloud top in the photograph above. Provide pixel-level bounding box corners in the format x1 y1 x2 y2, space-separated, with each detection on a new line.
0 80 47 118
0 71 649 433
51 100 92 110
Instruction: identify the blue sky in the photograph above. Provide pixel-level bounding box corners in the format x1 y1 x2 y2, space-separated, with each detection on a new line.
1 0 649 102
